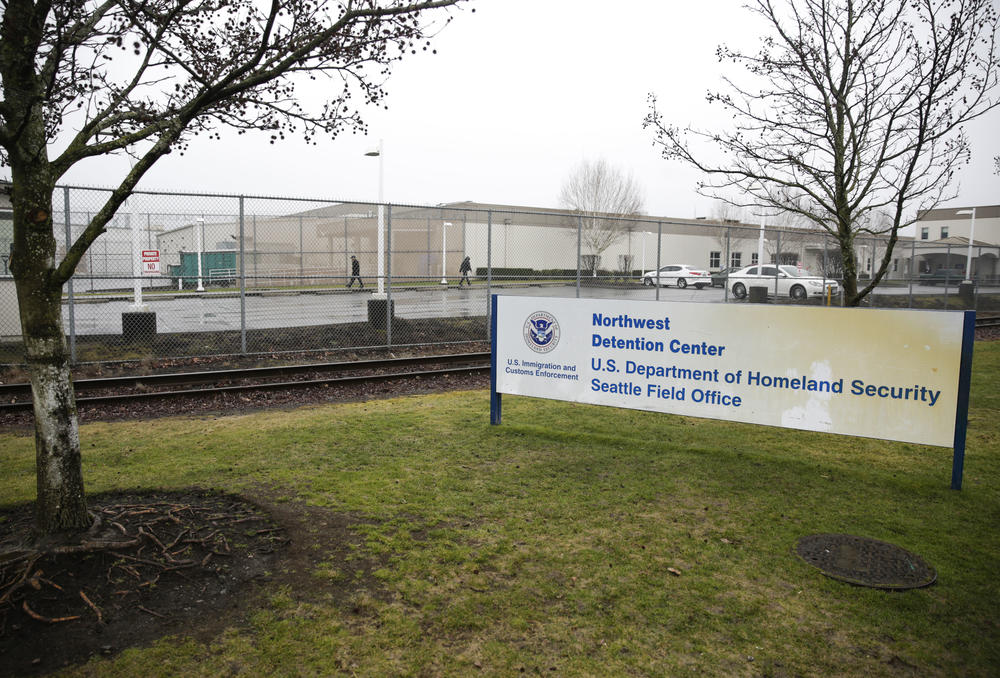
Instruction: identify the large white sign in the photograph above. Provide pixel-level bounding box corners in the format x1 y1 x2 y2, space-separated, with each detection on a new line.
493 296 970 448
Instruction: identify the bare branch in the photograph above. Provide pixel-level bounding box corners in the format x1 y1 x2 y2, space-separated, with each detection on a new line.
558 158 645 272
644 0 999 305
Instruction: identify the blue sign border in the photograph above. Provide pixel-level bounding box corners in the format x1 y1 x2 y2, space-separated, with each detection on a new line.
950 310 976 490
491 294 976 491
490 293 501 425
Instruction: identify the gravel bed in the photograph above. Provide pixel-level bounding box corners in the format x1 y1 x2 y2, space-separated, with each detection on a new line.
0 347 490 429
2 331 996 429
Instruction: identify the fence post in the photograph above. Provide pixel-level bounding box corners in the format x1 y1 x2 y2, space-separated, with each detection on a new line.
486 210 493 340
774 230 782 297
101 214 108 278
907 238 915 308
88 243 94 293
576 216 582 298
239 196 246 354
869 237 878 308
725 226 731 302
386 205 393 347
821 235 827 305
945 243 952 305
298 215 304 281
656 222 662 302
63 186 76 363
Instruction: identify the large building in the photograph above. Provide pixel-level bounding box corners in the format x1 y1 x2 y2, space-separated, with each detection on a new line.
1 183 995 286
150 199 999 284
910 205 999 280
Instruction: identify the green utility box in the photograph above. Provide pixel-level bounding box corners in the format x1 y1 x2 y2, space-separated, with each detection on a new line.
167 250 237 288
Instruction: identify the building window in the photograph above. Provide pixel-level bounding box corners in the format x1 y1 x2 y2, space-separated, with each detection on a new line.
940 226 949 239
751 252 759 265
893 259 898 272
920 227 929 240
709 251 721 269
730 252 742 268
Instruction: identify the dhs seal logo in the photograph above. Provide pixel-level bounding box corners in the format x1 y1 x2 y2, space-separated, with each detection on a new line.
523 311 560 353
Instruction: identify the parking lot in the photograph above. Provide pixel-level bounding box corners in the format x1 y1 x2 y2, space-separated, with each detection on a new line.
59 280 993 336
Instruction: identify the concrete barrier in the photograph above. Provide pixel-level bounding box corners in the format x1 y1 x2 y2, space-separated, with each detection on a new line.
958 282 975 309
749 286 769 303
367 297 395 328
122 311 157 341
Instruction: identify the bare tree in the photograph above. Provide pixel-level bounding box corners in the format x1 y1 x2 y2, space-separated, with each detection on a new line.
644 0 999 306
0 0 463 535
558 159 644 276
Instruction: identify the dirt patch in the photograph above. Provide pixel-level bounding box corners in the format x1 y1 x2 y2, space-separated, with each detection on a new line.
0 489 388 676
0 367 490 430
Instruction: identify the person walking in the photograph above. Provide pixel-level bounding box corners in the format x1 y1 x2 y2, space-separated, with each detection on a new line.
459 256 472 287
347 255 364 289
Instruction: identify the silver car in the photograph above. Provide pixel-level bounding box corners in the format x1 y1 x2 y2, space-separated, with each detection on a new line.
641 264 712 289
728 265 840 300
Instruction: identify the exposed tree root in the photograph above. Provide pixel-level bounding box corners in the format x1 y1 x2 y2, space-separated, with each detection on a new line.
79 590 103 624
1 494 284 634
22 601 81 624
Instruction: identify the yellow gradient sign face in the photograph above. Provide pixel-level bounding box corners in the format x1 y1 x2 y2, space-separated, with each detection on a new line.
494 296 968 447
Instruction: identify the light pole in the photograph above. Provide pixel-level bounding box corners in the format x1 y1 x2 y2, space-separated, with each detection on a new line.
364 139 386 297
641 231 646 272
130 200 146 310
956 208 977 283
756 219 765 268
440 221 451 285
195 218 205 292
503 218 511 267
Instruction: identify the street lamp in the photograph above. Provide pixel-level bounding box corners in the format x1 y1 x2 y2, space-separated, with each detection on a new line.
756 219 765 268
440 222 452 285
195 217 205 292
956 208 977 283
364 139 386 297
641 231 646 272
130 200 146 310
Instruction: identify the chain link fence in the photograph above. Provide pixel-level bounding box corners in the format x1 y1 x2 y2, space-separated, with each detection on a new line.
0 187 996 367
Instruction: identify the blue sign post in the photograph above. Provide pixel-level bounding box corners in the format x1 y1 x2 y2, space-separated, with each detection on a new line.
490 294 502 426
950 311 976 490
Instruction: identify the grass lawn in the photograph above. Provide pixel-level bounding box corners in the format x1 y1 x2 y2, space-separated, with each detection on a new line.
1 342 998 677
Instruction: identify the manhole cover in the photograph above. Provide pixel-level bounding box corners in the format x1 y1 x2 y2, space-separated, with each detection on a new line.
795 534 936 590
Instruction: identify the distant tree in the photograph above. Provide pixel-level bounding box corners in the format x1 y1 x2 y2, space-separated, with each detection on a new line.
558 159 644 276
644 0 999 306
0 0 463 535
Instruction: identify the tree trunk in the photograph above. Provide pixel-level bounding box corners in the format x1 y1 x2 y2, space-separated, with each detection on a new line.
27 338 89 534
838 227 860 307
11 184 90 534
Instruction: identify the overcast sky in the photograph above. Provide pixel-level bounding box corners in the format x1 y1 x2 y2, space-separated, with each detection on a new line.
57 0 1000 220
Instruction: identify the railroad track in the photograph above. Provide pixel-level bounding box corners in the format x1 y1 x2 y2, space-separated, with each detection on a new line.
2 315 998 413
0 352 491 413
977 314 1000 329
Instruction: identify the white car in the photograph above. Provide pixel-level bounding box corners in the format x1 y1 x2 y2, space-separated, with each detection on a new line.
728 265 840 300
641 264 712 289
